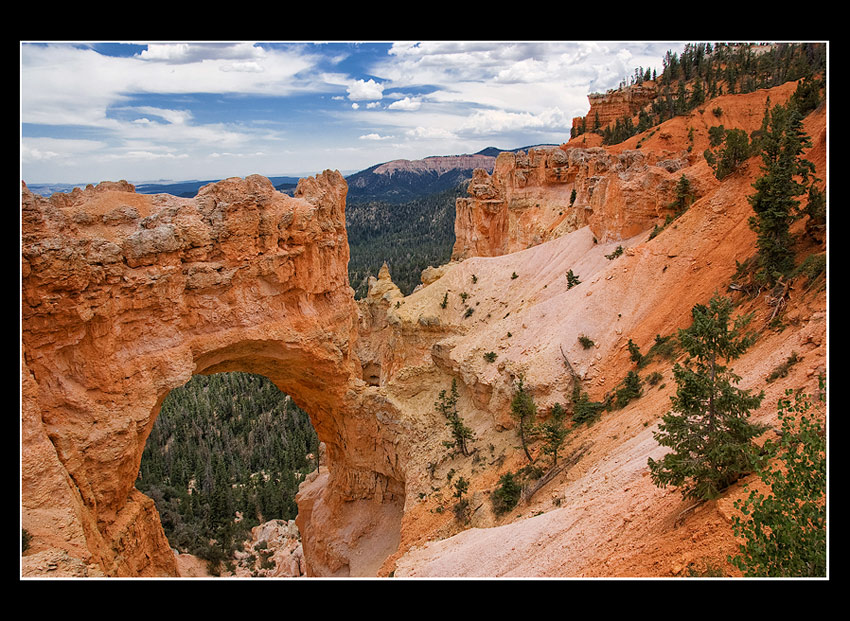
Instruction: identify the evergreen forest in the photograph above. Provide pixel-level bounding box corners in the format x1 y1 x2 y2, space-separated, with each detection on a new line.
136 372 319 572
347 183 463 298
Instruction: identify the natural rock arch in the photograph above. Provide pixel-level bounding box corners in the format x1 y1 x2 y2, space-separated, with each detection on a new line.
21 173 406 577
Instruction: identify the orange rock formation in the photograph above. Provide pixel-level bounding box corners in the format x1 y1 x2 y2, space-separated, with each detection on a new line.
451 143 698 260
571 81 659 135
21 172 405 576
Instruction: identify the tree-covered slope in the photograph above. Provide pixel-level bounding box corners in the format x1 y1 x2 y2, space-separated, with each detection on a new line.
136 372 318 572
347 183 463 298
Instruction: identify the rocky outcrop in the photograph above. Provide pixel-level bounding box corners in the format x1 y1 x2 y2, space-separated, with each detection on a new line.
452 144 699 260
21 172 407 577
572 82 659 134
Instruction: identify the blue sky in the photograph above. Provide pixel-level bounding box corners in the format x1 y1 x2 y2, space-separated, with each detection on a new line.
21 41 686 185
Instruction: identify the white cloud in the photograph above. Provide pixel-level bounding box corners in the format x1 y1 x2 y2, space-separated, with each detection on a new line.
388 96 421 111
209 151 265 158
405 126 455 140
137 42 266 64
219 61 265 73
459 106 572 135
130 106 193 125
21 41 690 183
20 42 323 129
347 78 384 101
21 137 105 162
21 143 62 162
116 150 190 161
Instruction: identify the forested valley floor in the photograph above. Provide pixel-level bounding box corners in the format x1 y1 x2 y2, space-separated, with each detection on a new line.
136 372 319 573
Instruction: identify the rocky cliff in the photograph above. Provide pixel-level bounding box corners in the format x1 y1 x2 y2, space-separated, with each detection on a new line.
382 80 826 577
572 81 659 135
451 142 697 260
21 79 827 578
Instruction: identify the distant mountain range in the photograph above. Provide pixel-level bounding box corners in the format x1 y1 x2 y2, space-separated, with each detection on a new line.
24 145 558 202
134 177 302 198
344 145 557 204
24 176 303 200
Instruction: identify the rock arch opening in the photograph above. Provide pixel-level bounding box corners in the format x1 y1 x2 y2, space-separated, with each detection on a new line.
137 370 319 577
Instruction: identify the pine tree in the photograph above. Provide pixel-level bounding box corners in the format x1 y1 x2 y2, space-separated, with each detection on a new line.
709 128 751 180
436 379 474 456
728 382 826 576
510 377 538 462
452 476 471 522
627 338 643 365
748 102 815 285
540 404 568 468
492 472 522 515
648 295 767 501
673 174 694 215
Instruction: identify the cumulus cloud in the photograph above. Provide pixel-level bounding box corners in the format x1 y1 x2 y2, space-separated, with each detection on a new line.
347 78 384 101
21 143 62 162
130 106 193 125
21 137 104 162
219 61 265 73
405 126 455 140
138 42 266 64
22 40 689 183
459 106 572 135
387 96 421 111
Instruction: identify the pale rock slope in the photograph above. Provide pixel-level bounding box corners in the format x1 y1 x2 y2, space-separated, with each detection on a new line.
373 82 827 578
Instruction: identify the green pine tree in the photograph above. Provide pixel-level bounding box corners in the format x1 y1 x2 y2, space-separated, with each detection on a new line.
436 379 475 456
673 174 694 215
728 382 826 576
748 102 815 285
540 404 568 468
648 295 767 501
709 128 751 180
510 377 538 462
492 472 522 515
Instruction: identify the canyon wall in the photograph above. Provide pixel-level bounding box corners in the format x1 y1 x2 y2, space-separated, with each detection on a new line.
21 172 406 577
452 143 697 261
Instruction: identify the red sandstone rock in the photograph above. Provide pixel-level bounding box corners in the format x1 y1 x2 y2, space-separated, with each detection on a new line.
571 81 659 135
451 144 695 260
